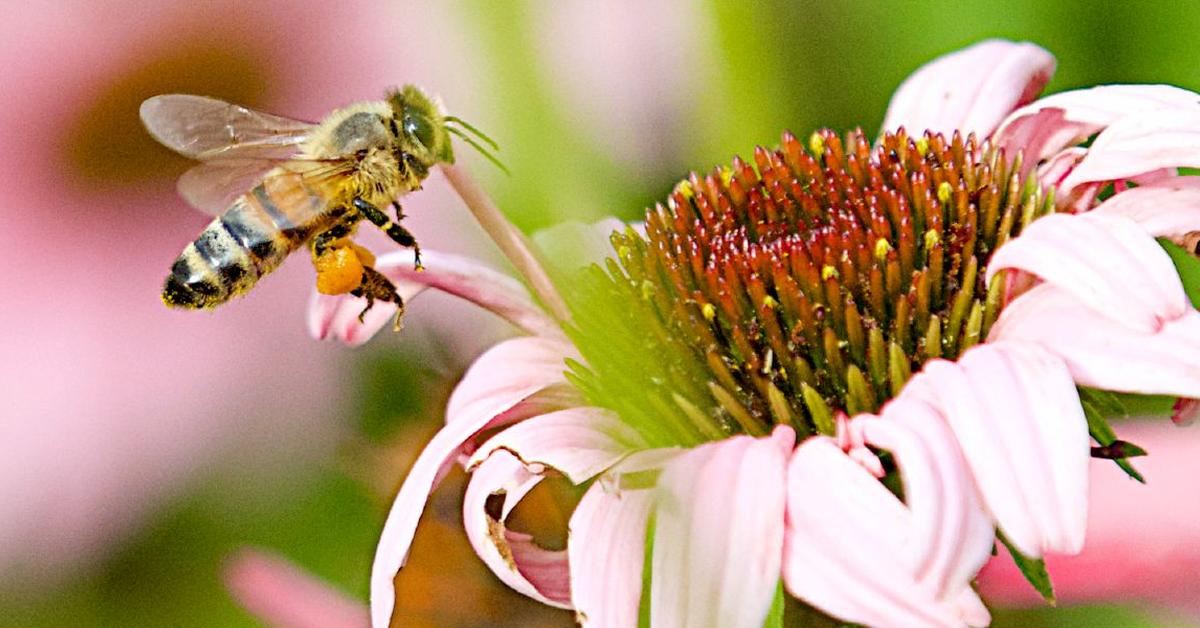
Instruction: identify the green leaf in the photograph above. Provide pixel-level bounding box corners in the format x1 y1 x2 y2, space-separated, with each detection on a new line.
1159 238 1200 309
998 531 1056 605
1079 389 1146 483
638 513 657 628
762 582 785 628
1091 440 1149 459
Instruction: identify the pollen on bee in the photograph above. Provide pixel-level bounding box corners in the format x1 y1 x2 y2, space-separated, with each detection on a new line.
314 247 366 295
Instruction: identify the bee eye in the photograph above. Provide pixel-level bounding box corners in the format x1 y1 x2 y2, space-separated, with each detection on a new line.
403 114 436 149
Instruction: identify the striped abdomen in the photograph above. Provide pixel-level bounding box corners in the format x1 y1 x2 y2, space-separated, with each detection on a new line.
162 181 337 309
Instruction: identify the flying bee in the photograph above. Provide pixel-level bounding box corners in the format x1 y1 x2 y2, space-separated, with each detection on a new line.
141 85 501 327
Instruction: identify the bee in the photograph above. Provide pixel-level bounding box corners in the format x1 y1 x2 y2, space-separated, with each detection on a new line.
141 85 500 326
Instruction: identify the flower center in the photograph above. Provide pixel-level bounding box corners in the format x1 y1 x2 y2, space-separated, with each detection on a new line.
565 129 1051 446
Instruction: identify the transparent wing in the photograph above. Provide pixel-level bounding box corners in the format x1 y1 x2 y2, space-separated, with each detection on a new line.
140 94 315 161
177 156 356 216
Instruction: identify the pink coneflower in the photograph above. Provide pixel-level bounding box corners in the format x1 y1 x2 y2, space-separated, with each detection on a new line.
313 40 1200 626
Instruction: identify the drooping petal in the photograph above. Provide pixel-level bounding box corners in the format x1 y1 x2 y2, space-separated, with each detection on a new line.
855 398 994 598
466 406 643 484
309 249 564 346
783 438 990 627
994 84 1200 165
985 213 1189 334
649 426 793 628
568 481 655 628
881 39 1054 138
369 337 578 627
1061 109 1200 191
1093 176 1200 238
904 341 1089 558
226 548 368 628
446 335 580 426
978 422 1200 614
461 450 571 608
990 283 1200 399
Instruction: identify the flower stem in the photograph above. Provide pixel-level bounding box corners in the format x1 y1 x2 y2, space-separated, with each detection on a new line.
441 164 571 322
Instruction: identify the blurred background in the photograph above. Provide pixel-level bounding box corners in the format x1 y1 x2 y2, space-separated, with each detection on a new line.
3 1 1199 626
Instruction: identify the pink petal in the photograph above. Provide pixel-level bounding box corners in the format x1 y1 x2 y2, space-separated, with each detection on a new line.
1035 146 1086 189
978 422 1200 614
991 283 1200 398
856 398 994 598
881 39 1054 138
1173 398 1200 427
986 213 1189 334
1062 108 1200 191
446 335 581 426
994 84 1200 165
225 548 368 628
1093 176 1200 238
783 437 990 627
308 249 563 347
467 406 643 484
369 337 577 627
905 341 1090 558
568 481 655 627
461 450 571 608
649 426 794 628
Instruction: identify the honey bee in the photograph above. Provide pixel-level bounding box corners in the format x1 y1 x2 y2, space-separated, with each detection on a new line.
141 85 500 326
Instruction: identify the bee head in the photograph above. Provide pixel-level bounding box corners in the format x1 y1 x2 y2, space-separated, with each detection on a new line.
387 85 454 167
388 85 507 174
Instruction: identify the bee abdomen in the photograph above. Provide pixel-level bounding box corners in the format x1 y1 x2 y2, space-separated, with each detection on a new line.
162 216 266 309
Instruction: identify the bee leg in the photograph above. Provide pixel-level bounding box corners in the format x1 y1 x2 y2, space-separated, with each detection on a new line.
311 219 357 258
353 198 422 271
391 201 406 220
350 264 406 331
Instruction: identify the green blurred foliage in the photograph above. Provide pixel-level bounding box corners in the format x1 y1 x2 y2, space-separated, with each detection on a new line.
17 1 1200 625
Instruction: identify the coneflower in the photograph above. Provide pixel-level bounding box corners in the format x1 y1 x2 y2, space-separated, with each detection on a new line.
313 39 1200 627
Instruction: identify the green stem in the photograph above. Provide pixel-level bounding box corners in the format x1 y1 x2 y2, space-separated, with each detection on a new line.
441 164 571 322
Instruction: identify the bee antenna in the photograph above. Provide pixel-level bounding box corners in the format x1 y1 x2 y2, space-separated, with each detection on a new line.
444 116 500 152
447 127 510 175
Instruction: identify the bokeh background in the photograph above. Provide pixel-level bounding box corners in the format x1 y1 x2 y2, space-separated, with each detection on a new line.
3 1 1200 626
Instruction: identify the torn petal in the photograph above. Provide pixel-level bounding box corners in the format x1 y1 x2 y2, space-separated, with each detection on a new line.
649 426 793 628
467 406 642 484
309 249 563 346
882 39 1054 138
986 213 1189 334
568 481 655 628
906 341 1090 558
783 438 989 627
991 283 1200 399
462 450 571 608
369 338 577 627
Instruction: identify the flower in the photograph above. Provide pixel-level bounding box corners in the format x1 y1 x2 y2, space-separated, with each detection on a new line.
225 549 368 628
313 40 1200 626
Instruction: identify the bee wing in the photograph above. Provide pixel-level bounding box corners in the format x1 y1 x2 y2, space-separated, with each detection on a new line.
177 156 356 216
140 94 315 161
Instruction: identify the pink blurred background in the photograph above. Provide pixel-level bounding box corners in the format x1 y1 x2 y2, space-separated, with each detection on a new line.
3 1 1200 626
